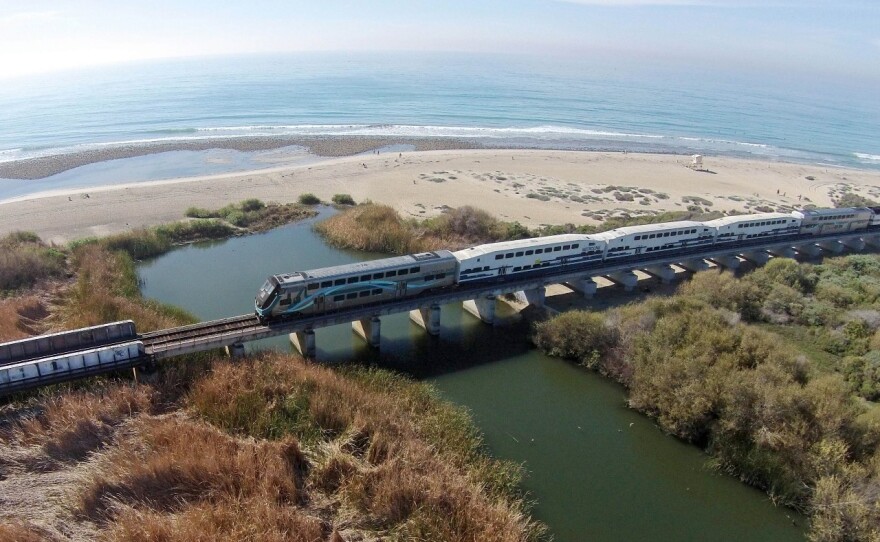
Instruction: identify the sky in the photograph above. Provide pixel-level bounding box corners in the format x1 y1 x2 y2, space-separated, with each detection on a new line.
0 0 878 82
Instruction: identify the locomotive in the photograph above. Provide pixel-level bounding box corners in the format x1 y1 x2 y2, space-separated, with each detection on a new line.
255 206 880 321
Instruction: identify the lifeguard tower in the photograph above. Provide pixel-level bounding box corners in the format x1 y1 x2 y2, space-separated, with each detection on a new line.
690 154 703 171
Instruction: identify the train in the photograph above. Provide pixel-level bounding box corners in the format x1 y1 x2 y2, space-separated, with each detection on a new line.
255 206 880 322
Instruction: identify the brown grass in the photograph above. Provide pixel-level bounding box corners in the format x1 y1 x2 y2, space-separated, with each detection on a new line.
0 296 48 342
0 232 66 292
0 522 45 542
185 353 543 541
315 203 522 254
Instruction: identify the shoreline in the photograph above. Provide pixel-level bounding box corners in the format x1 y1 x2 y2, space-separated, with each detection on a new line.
2 147 880 246
0 136 485 180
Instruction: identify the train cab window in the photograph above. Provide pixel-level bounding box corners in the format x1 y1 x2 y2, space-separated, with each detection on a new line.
359 291 370 298
554 246 561 251
373 272 384 279
361 274 371 282
573 244 579 248
495 254 504 260
525 250 534 256
334 279 345 286
635 236 641 240
346 293 358 300
505 253 514 259
372 289 382 295
411 266 420 273
347 277 358 284
308 283 319 290
398 269 409 276
279 297 291 306
321 281 332 288
535 248 544 254
386 270 397 277
333 295 345 302
516 252 524 257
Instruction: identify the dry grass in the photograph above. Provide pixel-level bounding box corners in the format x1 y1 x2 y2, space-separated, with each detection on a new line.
315 203 523 254
0 296 49 342
0 232 66 292
185 353 543 541
0 522 45 542
54 244 194 333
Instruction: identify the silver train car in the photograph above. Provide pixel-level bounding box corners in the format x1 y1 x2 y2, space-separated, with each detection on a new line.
255 251 458 320
0 341 144 388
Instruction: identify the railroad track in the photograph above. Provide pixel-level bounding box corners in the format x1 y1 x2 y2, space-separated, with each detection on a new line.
141 314 263 351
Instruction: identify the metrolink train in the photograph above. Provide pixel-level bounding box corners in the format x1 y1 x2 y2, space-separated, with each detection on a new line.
255 206 880 322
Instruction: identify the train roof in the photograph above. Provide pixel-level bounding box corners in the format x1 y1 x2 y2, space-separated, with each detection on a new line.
704 212 794 227
274 250 456 284
793 207 872 218
591 220 705 240
453 234 593 259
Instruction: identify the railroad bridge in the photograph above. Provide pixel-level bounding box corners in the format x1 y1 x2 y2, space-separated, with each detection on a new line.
2 229 878 396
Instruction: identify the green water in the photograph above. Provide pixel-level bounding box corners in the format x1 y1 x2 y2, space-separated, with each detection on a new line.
138 212 806 541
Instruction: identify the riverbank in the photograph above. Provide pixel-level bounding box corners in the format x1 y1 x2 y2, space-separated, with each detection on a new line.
3 148 880 245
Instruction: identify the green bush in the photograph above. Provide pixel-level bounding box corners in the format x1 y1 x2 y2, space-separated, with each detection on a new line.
532 311 618 368
298 193 321 205
332 194 356 205
0 232 67 291
184 207 218 219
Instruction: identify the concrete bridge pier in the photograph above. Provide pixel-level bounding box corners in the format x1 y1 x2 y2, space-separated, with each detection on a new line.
818 240 844 254
740 251 769 266
678 259 709 273
409 304 442 336
463 295 496 325
225 342 246 358
864 235 880 249
606 271 638 292
842 238 865 251
352 316 381 348
565 278 597 298
643 265 676 284
514 287 546 307
290 330 316 358
794 243 822 258
767 246 797 259
709 255 740 270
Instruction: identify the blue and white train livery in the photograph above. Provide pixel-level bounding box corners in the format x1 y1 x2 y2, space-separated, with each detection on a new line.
255 206 880 321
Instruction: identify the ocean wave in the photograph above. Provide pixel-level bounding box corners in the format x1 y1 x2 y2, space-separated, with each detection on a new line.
854 152 880 162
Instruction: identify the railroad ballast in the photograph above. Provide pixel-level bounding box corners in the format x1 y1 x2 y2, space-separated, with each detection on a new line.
255 206 880 321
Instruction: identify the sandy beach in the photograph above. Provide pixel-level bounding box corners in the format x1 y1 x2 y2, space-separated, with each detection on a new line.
2 145 880 245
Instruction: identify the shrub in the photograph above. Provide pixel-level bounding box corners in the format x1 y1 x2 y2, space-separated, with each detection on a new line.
298 193 321 205
331 193 356 205
532 311 618 368
0 232 67 291
184 207 218 219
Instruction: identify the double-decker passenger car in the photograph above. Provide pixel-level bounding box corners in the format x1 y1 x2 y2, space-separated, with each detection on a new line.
593 221 714 260
255 251 458 320
794 208 872 235
454 234 603 283
705 212 801 244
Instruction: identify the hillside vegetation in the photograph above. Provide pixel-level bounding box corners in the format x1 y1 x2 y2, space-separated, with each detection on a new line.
533 255 880 542
0 228 544 541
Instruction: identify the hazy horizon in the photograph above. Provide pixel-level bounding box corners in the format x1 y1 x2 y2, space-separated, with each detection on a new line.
1 1 878 83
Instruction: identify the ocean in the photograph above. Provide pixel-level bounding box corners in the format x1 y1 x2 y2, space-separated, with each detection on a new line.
1 51 878 170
